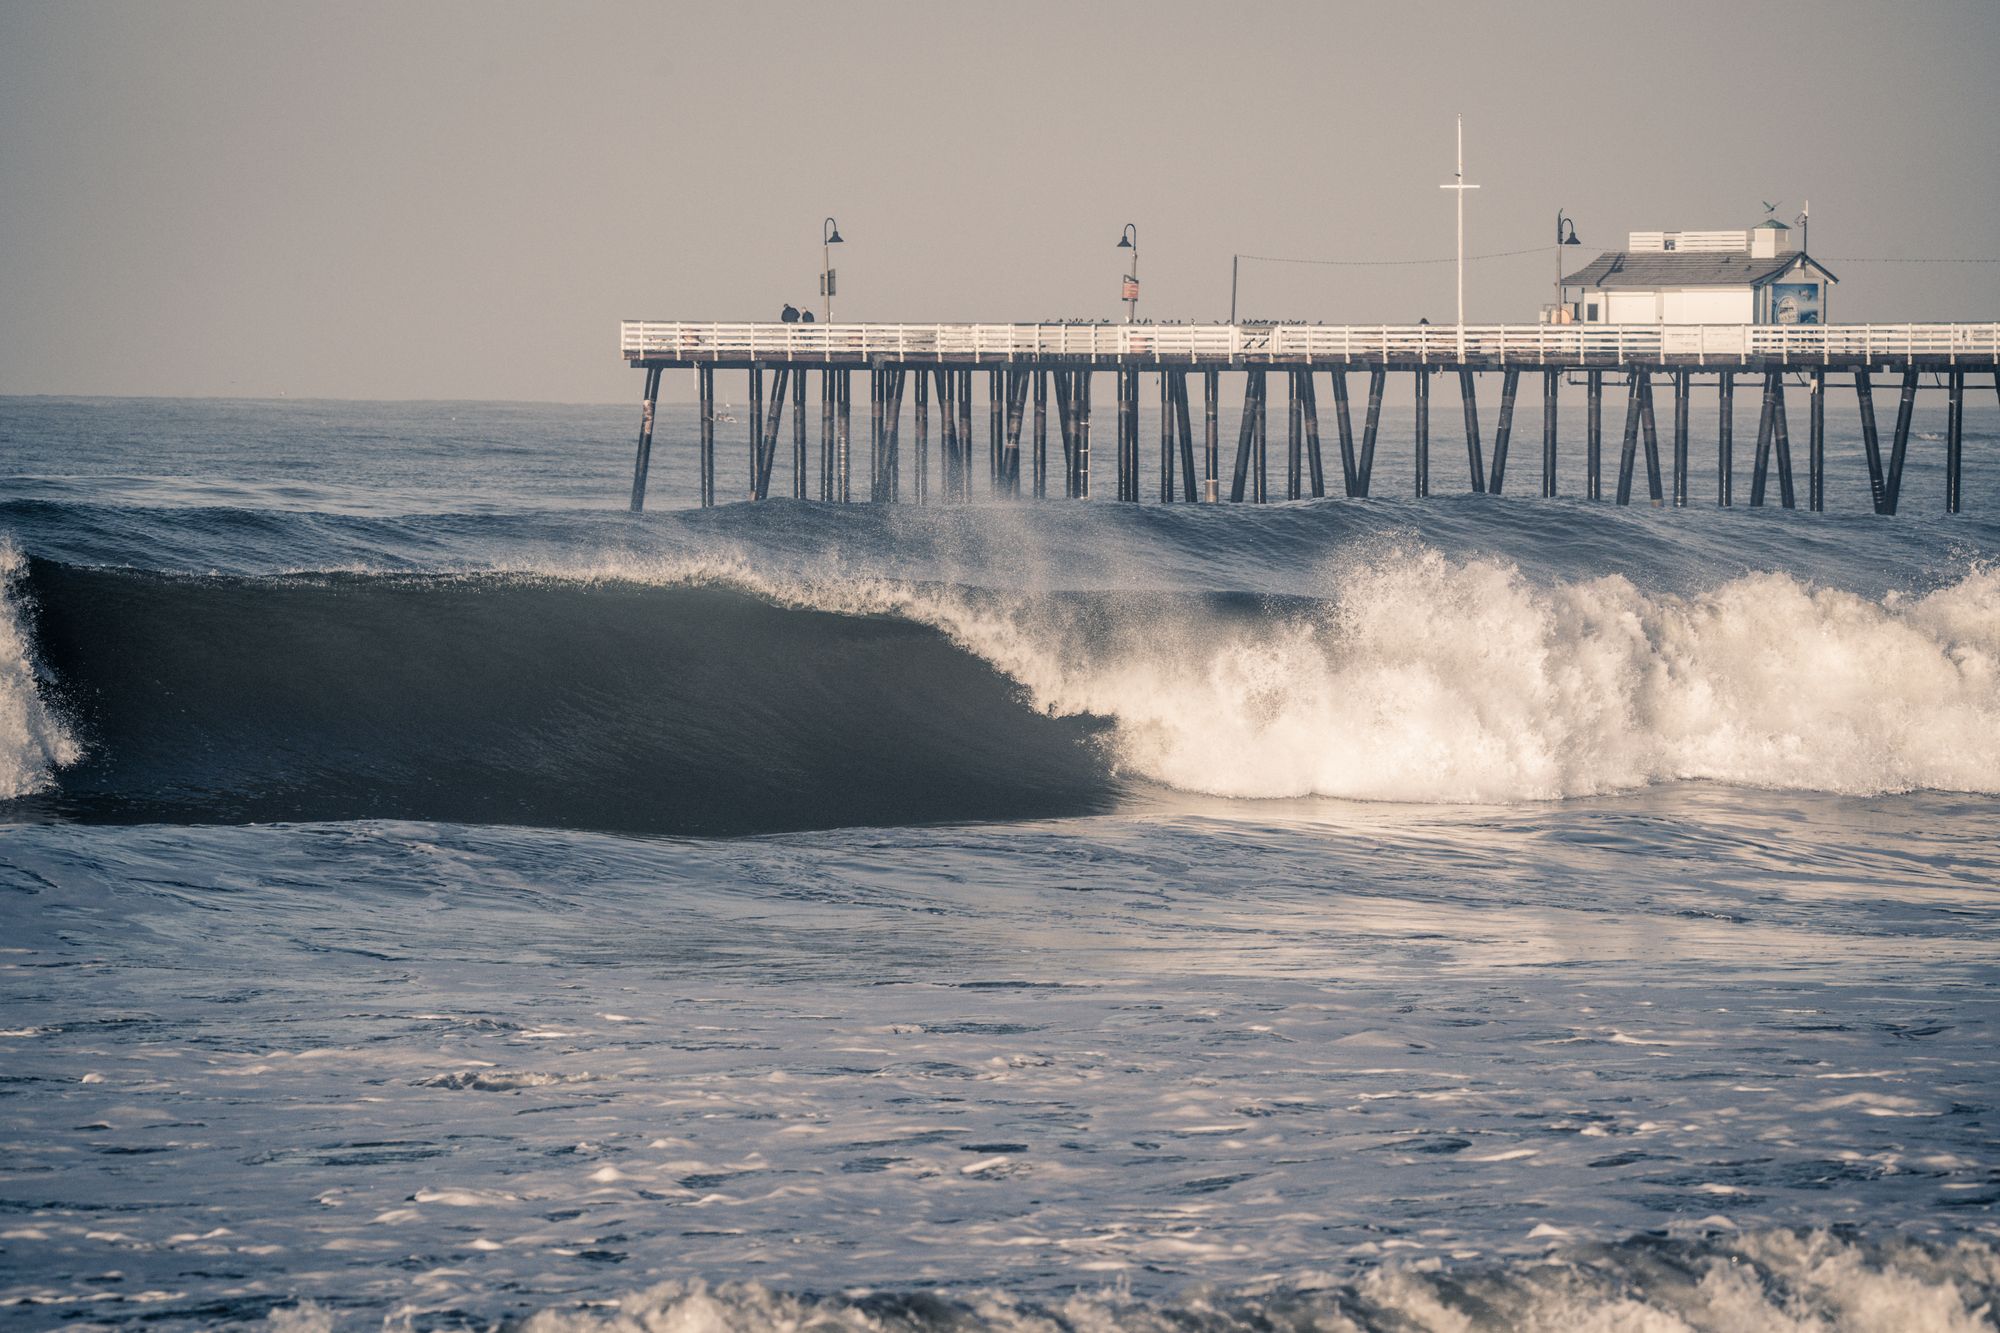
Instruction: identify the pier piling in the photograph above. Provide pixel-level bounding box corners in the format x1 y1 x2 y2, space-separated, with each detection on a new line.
630 364 660 513
1490 367 1519 495
1948 370 1964 513
1203 369 1220 502
1717 373 1734 507
1540 368 1558 498
1586 370 1604 501
1458 369 1486 493
1414 369 1431 499
1672 370 1690 507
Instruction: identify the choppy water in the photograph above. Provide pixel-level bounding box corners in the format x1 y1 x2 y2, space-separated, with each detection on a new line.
2 393 1998 1330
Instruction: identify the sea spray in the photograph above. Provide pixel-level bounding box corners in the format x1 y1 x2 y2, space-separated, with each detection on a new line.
622 546 2000 803
0 542 79 798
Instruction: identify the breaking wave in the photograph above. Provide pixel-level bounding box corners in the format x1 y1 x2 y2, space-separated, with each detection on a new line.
0 542 80 800
6 549 1998 833
261 1229 2000 1332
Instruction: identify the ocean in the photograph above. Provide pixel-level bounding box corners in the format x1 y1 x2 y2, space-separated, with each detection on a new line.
2 391 1997 1330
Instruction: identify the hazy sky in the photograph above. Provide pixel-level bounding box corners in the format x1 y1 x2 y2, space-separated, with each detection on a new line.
3 0 1996 402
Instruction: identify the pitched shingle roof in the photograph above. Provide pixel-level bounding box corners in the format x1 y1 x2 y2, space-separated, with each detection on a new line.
1563 252 1837 289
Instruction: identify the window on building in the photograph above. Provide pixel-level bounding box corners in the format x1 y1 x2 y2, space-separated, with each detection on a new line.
1586 303 1599 321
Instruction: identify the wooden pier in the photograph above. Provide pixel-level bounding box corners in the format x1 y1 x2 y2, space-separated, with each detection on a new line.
622 321 2000 514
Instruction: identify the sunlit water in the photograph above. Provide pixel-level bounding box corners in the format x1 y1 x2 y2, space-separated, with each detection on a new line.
2 395 1997 1330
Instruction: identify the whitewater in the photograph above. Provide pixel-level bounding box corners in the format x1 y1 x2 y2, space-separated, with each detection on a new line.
2 395 1997 1330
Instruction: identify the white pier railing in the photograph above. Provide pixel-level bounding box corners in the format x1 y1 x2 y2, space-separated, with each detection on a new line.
620 320 2000 365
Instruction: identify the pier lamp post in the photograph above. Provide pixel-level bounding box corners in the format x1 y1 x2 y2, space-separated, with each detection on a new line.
821 217 843 322
1555 211 1581 322
1117 224 1139 323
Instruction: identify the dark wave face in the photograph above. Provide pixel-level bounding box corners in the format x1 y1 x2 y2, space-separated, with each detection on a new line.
19 562 1115 834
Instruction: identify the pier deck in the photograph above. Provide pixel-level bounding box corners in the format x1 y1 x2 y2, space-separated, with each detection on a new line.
618 321 1998 515
624 320 2000 371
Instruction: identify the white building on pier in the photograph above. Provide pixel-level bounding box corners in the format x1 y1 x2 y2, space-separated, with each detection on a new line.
1554 219 1837 326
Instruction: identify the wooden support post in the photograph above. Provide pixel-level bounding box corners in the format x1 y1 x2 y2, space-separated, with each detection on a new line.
1615 372 1643 505
1052 371 1075 498
699 363 716 508
1414 368 1430 498
1750 370 1777 507
791 363 807 500
1203 368 1220 502
837 369 852 502
1115 369 1133 502
1717 373 1734 507
1885 366 1917 515
1947 369 1963 514
887 369 907 502
1541 368 1558 498
1358 368 1384 498
1855 371 1885 514
755 367 789 500
1253 370 1269 503
1672 369 1690 507
1003 369 1028 498
992 366 1008 490
1458 368 1486 493
958 369 974 501
1286 370 1304 501
1638 371 1664 506
933 368 955 501
1586 370 1603 500
914 368 930 505
1229 370 1258 502
1168 370 1184 500
1076 370 1092 500
1809 370 1825 513
1490 367 1519 495
1032 371 1048 500
1330 370 1359 498
748 367 765 501
630 364 661 513
1772 376 1796 509
820 369 835 501
1301 371 1326 498
867 368 884 502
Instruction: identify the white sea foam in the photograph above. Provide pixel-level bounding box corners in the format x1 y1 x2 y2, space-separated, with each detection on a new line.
498 1230 2000 1332
588 546 2000 803
0 541 80 799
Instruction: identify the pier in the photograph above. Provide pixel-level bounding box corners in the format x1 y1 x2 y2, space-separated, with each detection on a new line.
622 321 2000 514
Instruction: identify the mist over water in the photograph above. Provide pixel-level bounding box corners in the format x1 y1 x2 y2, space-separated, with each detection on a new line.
2 397 1997 1329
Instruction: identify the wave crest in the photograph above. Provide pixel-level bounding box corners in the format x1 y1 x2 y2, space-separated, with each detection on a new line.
0 542 80 799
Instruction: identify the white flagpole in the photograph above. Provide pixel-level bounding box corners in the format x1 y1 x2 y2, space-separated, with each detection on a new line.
1439 113 1480 360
